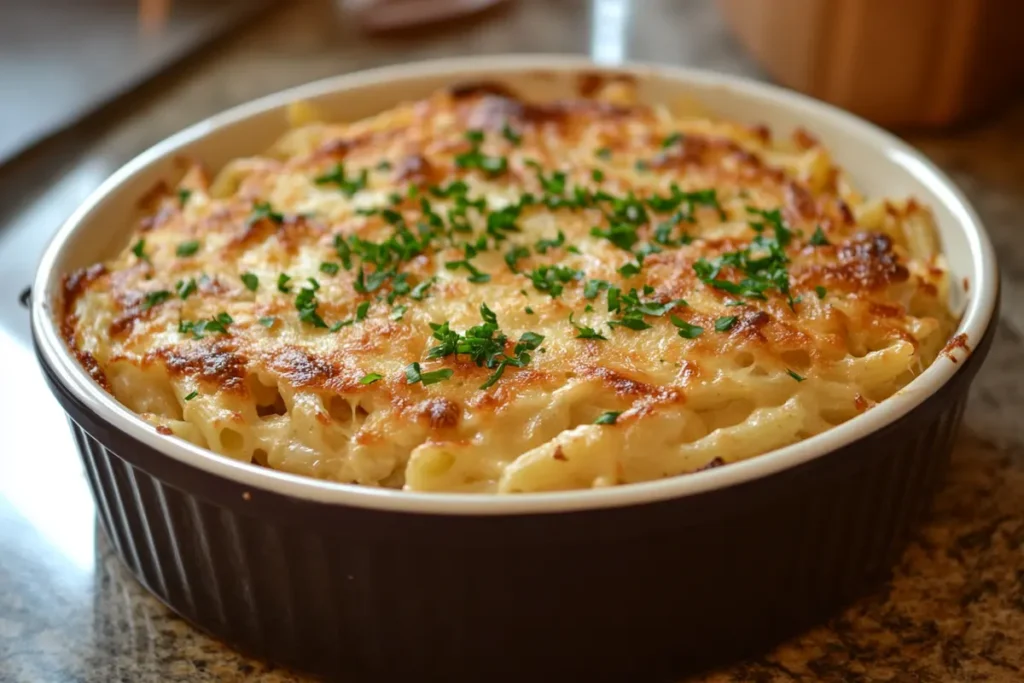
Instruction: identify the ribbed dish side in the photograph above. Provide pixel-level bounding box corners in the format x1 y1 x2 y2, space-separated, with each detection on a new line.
65 392 966 683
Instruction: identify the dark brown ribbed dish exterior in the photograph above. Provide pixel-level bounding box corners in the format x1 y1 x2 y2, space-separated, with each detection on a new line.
35 319 994 683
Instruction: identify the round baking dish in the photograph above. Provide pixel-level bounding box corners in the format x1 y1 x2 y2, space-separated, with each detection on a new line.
32 56 997 682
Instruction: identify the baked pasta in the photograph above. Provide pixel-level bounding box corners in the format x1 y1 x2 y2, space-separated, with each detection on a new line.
61 81 957 493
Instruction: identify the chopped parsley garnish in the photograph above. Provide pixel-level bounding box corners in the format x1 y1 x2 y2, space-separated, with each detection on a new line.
671 315 704 339
295 285 327 328
455 130 507 177
175 278 197 300
527 265 583 298
314 163 368 197
429 180 469 198
653 217 693 247
390 304 408 321
590 222 639 251
692 205 796 308
714 316 737 332
405 362 454 387
445 259 490 284
569 312 607 340
594 411 621 425
634 160 650 172
333 235 353 270
534 231 565 254
809 226 830 246
319 262 340 276
355 301 370 322
360 372 384 385
591 168 605 182
646 186 723 220
176 240 200 257
177 188 192 207
353 266 395 293
426 304 543 389
258 316 276 328
815 285 827 300
661 132 683 148
504 245 531 272
787 369 806 382
241 272 259 292
248 201 284 226
376 160 392 172
501 123 522 146
584 279 610 300
184 390 198 401
277 273 292 293
595 147 612 160
131 239 147 260
525 306 534 314
410 277 436 301
606 288 685 331
617 259 643 278
179 312 233 339
141 290 171 310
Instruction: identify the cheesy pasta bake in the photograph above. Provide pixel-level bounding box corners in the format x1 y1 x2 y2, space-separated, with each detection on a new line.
61 81 957 493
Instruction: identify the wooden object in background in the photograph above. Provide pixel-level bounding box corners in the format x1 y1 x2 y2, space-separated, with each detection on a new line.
716 0 1024 128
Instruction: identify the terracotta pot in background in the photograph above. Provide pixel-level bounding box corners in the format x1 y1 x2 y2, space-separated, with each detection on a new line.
716 0 1024 129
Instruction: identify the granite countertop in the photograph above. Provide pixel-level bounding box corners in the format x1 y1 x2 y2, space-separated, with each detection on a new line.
1 1 1023 681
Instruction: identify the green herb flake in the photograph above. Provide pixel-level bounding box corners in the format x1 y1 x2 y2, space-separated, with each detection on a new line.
319 262 340 276
355 301 370 322
714 316 737 332
183 390 199 401
258 316 276 328
241 272 259 292
176 278 197 300
177 188 192 207
295 285 327 329
390 304 408 321
405 362 454 387
671 315 704 340
504 245 531 272
787 369 806 382
661 132 683 148
141 290 171 310
595 147 612 160
815 285 827 300
525 306 534 315
594 411 622 425
534 231 565 254
131 239 147 260
410 277 436 301
809 226 830 246
248 201 284 226
314 163 368 197
501 123 522 146
277 273 292 293
569 312 607 341
360 372 384 385
176 240 200 257
591 168 605 183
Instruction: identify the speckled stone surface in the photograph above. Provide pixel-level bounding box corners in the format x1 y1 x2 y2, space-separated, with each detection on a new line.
1 1 1022 681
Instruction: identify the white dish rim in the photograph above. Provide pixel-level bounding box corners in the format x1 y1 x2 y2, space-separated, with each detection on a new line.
31 54 998 516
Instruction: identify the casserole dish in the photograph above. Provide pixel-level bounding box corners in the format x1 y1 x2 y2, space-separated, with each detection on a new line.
31 55 997 682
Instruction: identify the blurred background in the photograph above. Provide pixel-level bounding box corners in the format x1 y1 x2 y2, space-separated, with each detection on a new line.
0 2 1022 681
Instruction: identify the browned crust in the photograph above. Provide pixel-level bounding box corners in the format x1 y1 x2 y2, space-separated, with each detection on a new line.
155 341 250 393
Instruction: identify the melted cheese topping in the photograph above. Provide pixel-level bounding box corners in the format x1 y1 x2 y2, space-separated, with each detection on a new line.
62 82 956 493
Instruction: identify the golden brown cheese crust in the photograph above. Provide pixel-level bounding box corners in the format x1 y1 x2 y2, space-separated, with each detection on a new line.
62 84 956 493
